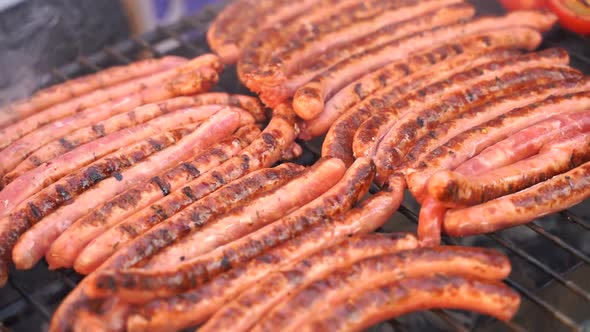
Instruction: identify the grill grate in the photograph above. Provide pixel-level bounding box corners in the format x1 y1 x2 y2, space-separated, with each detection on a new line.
1 1 589 331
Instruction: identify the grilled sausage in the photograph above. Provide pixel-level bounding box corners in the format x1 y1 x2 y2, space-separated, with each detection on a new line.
0 54 221 151
260 11 554 109
417 196 448 247
207 0 323 63
455 106 590 176
1 110 241 283
296 275 519 332
200 233 418 332
0 56 187 130
374 59 578 183
428 131 590 208
3 93 264 186
0 104 230 218
253 246 512 332
303 35 524 140
126 187 411 332
47 127 260 272
9 126 197 270
444 160 590 236
403 77 587 169
90 103 298 273
92 158 369 303
292 3 475 120
70 126 259 275
407 89 590 203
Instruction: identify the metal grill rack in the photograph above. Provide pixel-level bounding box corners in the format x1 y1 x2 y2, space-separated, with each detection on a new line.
1 1 589 331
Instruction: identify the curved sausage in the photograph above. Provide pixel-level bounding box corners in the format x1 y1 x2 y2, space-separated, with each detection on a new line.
200 233 419 332
91 158 369 303
403 77 587 170
0 104 229 218
406 89 590 203
261 11 553 109
295 275 519 332
304 35 523 141
0 109 242 284
428 131 590 208
292 3 475 120
0 56 187 130
417 196 448 247
90 103 298 273
374 62 579 183
46 126 260 272
0 54 221 151
444 160 590 236
126 187 411 332
9 126 196 270
254 246 512 332
70 126 259 275
4 93 264 186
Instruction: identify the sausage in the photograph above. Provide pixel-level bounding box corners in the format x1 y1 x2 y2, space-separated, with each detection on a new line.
8 125 197 270
303 35 524 141
0 54 221 151
126 187 412 332
374 59 579 183
261 11 554 109
0 56 187 130
403 77 588 170
455 105 590 176
46 126 260 272
406 89 590 203
428 131 590 208
238 0 455 95
357 49 570 165
295 275 519 332
3 93 264 186
0 109 242 285
90 103 298 273
444 160 590 236
417 196 448 247
0 104 230 219
91 158 368 303
199 233 419 332
292 3 475 120
68 126 258 275
207 0 323 63
253 246 512 332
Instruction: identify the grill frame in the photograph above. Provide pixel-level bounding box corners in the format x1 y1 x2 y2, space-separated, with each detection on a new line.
1 1 589 331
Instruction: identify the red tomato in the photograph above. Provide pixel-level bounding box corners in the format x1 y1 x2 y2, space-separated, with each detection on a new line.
547 0 590 34
499 0 546 10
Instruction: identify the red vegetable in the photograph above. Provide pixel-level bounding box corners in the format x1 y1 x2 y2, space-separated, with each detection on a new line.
547 0 590 34
499 0 546 10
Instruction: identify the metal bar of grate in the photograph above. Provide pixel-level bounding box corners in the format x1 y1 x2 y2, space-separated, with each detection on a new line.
525 223 590 265
102 47 133 65
8 278 51 321
561 210 590 231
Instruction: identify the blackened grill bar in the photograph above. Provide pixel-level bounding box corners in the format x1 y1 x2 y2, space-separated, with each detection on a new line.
0 1 589 332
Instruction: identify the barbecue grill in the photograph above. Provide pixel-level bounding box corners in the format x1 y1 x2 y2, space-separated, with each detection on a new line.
0 1 589 331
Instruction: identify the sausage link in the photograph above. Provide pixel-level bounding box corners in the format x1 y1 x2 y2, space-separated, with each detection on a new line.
403 77 587 170
49 126 260 273
444 160 590 236
266 12 552 109
126 187 410 332
71 126 259 275
374 62 579 183
417 196 448 247
428 131 590 208
0 104 229 218
89 103 298 273
305 35 524 141
292 3 475 120
200 233 418 332
255 246 512 332
407 88 590 203
4 93 264 186
0 54 221 152
297 275 519 332
0 56 187 130
9 126 196 270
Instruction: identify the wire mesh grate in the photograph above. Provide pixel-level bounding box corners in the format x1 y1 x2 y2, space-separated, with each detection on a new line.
1 1 589 331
